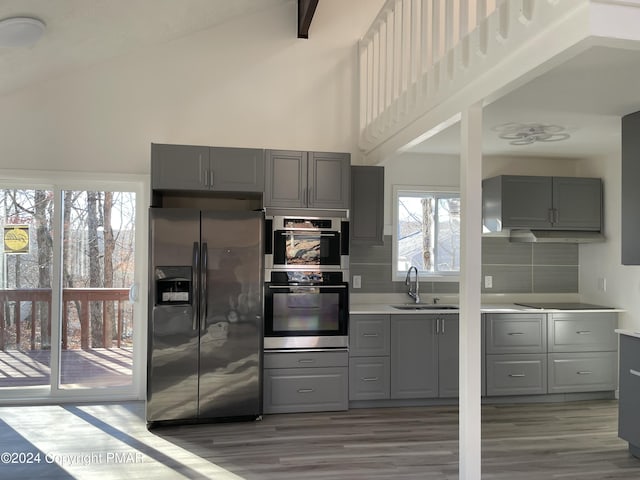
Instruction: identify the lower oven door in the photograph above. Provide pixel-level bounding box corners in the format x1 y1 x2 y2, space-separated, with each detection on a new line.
264 282 349 349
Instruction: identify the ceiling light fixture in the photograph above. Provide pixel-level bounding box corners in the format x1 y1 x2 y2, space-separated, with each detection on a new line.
0 16 46 48
493 123 571 145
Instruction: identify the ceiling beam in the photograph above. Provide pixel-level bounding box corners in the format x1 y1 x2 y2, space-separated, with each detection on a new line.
298 0 319 39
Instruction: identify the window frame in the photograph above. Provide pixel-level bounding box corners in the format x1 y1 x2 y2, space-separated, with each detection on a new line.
392 184 460 282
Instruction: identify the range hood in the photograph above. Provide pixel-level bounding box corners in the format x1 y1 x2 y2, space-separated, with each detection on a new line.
509 229 605 243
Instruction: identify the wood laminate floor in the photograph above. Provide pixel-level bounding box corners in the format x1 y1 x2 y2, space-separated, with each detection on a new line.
0 400 638 479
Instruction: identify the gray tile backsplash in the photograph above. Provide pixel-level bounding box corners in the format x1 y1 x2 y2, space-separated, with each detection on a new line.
350 235 578 294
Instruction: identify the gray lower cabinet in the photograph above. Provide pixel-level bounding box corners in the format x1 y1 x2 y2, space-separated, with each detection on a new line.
486 312 617 396
349 356 390 400
390 315 439 399
264 149 350 209
263 350 348 414
349 315 390 401
548 352 617 393
485 313 547 396
351 166 384 245
546 312 617 394
618 334 640 457
438 316 460 398
486 354 547 395
151 143 264 192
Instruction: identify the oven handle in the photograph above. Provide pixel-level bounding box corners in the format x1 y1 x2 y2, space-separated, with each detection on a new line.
267 284 347 289
277 232 338 237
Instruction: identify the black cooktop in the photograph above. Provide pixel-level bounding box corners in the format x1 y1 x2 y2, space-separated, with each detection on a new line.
515 302 615 310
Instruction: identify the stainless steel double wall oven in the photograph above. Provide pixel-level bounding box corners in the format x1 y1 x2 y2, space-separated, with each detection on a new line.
264 210 349 349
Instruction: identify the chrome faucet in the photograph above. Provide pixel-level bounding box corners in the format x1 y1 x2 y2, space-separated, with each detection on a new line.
405 266 420 303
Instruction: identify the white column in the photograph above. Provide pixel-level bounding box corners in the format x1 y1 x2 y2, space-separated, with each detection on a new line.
459 102 483 479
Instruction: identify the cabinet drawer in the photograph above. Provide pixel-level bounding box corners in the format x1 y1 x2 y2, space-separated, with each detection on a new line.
349 357 390 401
548 313 617 352
263 367 348 414
486 354 547 396
264 350 348 369
349 315 390 357
619 335 640 446
486 314 546 354
548 352 616 393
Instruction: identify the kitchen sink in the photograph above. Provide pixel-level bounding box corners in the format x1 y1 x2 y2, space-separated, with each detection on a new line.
391 304 459 310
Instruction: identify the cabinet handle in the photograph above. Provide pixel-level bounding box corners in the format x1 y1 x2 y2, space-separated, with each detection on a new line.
210 170 214 187
362 377 379 382
435 320 440 335
548 208 554 224
508 332 525 336
577 371 593 375
508 374 525 378
576 331 592 335
630 369 640 378
308 187 312 206
298 359 316 364
297 388 315 393
440 318 445 334
363 333 379 338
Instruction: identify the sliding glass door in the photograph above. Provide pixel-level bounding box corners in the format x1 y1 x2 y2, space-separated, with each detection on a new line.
0 179 144 401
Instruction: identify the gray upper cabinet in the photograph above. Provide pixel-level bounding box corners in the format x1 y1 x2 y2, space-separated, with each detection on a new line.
151 143 265 192
351 166 384 245
264 149 350 209
482 175 602 232
622 111 640 264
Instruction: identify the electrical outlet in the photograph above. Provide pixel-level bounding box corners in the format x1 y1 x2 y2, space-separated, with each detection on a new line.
353 275 362 289
484 275 493 289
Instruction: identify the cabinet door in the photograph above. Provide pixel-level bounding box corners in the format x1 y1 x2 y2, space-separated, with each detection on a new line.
349 314 389 357
622 111 640 264
619 335 640 446
552 177 601 230
438 316 459 398
351 166 384 245
151 143 209 191
264 150 307 207
210 147 264 192
501 176 553 229
390 315 438 399
308 152 350 209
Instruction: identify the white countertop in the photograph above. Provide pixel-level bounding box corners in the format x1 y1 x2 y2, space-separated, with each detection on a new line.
616 329 640 339
351 303 624 315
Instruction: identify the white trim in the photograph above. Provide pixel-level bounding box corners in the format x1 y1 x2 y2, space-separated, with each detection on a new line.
392 183 461 281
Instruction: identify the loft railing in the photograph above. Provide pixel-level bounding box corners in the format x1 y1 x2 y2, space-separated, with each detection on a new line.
359 0 502 150
0 288 132 351
358 0 597 156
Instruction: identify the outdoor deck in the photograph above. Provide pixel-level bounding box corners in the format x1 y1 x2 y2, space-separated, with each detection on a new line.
0 347 133 388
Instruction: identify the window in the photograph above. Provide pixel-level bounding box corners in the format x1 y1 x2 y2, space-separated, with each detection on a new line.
394 187 460 279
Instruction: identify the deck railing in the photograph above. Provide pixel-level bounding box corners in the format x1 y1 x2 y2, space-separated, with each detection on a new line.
0 288 132 351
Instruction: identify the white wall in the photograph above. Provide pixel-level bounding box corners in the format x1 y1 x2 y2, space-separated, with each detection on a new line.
579 150 640 331
0 0 384 175
381 152 460 233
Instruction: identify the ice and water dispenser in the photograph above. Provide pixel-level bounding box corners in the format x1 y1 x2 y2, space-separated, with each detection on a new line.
154 266 192 305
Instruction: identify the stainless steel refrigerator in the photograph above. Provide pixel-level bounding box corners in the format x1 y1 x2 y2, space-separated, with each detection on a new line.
147 208 263 425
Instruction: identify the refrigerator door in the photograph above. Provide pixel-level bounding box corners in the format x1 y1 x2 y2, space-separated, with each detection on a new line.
198 210 264 419
147 208 201 423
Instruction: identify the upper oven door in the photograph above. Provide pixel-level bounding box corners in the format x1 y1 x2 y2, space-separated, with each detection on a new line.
272 229 342 268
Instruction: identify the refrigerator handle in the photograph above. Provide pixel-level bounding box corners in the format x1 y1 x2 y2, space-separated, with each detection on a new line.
192 242 199 331
201 242 208 331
